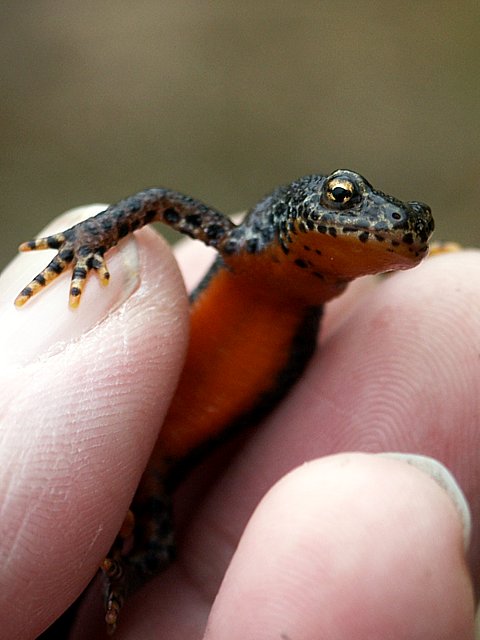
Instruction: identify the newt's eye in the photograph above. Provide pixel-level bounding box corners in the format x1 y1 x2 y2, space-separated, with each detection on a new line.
325 178 356 205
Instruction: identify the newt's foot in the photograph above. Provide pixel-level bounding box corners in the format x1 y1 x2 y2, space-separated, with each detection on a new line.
15 226 110 308
102 557 126 635
429 240 462 256
100 509 135 634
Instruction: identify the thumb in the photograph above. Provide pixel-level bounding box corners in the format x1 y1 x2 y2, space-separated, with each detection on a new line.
0 206 188 638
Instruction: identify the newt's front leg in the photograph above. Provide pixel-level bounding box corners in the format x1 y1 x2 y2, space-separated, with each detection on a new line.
15 189 235 307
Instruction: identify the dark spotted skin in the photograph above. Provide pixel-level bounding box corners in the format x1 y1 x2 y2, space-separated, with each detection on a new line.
15 170 434 633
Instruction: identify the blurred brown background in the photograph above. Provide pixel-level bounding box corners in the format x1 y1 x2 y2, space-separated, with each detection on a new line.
1 1 479 272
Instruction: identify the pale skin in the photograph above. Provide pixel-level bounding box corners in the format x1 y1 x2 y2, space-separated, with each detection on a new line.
0 207 479 639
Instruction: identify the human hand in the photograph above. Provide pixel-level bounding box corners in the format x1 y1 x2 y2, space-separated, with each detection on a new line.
0 206 479 639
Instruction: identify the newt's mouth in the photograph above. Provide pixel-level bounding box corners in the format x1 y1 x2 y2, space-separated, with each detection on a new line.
284 206 434 280
299 196 434 270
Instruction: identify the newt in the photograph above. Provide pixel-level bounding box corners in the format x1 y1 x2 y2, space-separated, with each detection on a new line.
15 169 434 633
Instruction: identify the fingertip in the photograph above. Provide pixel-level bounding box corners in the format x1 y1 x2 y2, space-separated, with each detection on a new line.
206 453 474 639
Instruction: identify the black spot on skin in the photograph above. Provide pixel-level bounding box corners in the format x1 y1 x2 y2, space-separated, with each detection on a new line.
27 240 37 250
374 234 385 242
315 249 322 255
206 224 225 240
130 219 141 231
118 223 130 238
47 237 62 249
280 243 289 255
306 220 315 231
20 286 32 297
144 209 156 224
185 213 202 227
246 238 259 253
164 208 180 223
70 287 81 297
91 257 103 269
34 274 46 286
391 240 400 247
303 245 311 251
49 260 64 274
298 221 307 233
317 225 327 234
223 240 238 254
342 226 357 234
312 271 325 280
72 267 87 279
402 232 414 245
358 232 369 243
275 203 287 217
328 227 337 237
294 258 309 269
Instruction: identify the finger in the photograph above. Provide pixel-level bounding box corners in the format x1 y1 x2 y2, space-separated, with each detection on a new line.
205 453 474 640
0 207 189 638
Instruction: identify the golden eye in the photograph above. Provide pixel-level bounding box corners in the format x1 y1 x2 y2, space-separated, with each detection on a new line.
326 178 355 204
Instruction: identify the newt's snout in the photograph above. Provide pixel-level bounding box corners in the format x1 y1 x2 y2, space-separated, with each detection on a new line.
407 200 435 243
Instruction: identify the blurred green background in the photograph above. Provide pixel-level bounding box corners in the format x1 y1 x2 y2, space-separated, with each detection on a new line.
1 1 479 272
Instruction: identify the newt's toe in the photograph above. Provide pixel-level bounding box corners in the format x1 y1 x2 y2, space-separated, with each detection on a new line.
15 251 73 306
18 233 66 252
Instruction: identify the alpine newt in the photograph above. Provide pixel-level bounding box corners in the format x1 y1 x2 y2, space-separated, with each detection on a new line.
15 169 434 633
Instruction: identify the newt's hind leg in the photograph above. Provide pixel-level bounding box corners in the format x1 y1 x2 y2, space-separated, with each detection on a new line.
101 488 176 634
428 240 462 256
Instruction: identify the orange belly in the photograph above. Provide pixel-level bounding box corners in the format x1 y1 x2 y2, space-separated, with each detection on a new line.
151 266 315 465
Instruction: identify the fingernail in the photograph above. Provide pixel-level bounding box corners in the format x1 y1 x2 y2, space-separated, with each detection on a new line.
0 205 140 366
379 453 471 551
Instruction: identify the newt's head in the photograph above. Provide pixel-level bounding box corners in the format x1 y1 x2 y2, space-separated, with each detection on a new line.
273 169 434 280
223 169 435 304
228 169 434 303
